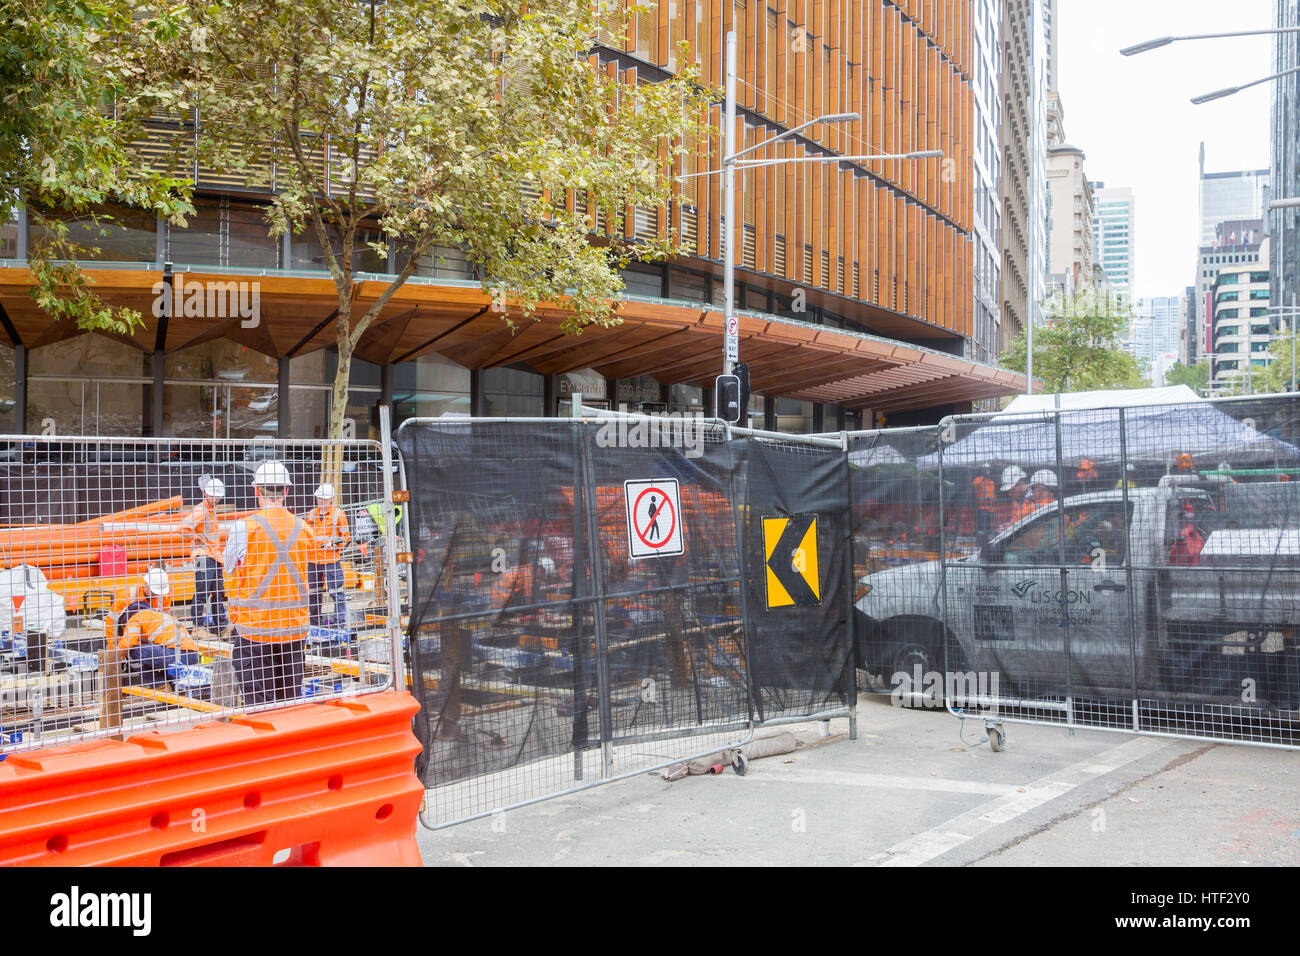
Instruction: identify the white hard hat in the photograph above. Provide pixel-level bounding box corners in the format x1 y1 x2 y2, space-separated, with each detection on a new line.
252 460 291 488
144 567 171 596
200 477 226 499
1029 469 1058 488
1000 466 1027 491
314 483 335 500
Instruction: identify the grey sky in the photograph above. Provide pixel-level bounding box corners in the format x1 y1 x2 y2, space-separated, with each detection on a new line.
1058 0 1273 301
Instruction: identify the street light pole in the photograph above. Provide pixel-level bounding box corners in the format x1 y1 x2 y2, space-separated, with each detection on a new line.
722 30 738 376
716 29 938 387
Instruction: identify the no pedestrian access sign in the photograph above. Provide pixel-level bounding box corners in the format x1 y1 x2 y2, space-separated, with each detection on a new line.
624 478 684 560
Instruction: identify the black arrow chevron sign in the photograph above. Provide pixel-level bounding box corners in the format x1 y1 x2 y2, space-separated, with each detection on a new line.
762 513 821 609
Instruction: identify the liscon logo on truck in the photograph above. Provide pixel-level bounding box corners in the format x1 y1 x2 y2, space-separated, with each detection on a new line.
1010 579 1093 605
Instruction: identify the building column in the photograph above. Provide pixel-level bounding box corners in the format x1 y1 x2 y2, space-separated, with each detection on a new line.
835 406 847 431
811 403 826 433
605 376 619 410
763 395 776 431
13 344 26 434
277 357 290 438
543 373 558 417
470 369 485 416
701 386 713 418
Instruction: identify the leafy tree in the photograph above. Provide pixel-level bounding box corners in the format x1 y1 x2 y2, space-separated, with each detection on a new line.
1164 359 1210 393
1260 330 1300 394
1000 288 1149 393
1 0 192 332
149 0 710 472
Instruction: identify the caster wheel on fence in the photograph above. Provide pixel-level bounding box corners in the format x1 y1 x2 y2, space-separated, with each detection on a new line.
988 724 1006 753
732 752 747 776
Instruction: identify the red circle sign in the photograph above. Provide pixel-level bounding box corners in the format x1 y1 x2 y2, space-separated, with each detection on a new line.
632 486 676 548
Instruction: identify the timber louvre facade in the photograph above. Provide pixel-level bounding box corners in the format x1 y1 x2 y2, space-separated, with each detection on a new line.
0 1 1019 440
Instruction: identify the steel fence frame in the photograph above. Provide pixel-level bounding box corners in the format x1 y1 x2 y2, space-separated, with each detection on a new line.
399 406 856 828
927 393 1300 751
0 429 404 755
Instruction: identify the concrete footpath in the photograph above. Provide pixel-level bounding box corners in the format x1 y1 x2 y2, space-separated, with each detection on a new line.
418 694 1300 866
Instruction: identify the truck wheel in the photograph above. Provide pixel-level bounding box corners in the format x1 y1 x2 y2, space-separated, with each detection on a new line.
887 622 943 708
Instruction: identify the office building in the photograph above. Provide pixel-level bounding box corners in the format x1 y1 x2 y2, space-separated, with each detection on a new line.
1091 182 1135 305
0 2 1026 439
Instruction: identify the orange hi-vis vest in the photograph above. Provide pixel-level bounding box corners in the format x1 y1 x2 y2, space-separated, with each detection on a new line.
116 609 200 654
973 475 996 505
109 584 171 642
305 504 350 563
182 500 225 562
227 507 315 643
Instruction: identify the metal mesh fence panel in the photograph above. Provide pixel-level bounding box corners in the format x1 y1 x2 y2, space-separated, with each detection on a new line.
399 416 856 827
840 426 963 703
0 436 400 754
740 431 855 722
911 394 1300 748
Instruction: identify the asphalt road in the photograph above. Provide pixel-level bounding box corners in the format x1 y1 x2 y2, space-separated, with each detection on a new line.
417 693 1300 866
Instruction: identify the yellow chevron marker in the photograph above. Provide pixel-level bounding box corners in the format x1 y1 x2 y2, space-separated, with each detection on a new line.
763 514 821 609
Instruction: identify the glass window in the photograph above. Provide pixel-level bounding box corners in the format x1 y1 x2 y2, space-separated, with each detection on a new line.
669 269 708 303
670 383 702 414
0 343 15 432
29 204 157 262
774 397 812 434
29 335 148 379
0 214 17 259
167 198 279 269
619 264 663 298
483 366 543 417
291 223 387 273
166 339 277 383
395 243 474 280
392 352 471 424
998 502 1131 566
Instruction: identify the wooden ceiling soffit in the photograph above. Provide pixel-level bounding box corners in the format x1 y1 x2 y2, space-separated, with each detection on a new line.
352 307 419 365
757 356 891 394
546 326 682 376
389 306 491 365
592 329 707 380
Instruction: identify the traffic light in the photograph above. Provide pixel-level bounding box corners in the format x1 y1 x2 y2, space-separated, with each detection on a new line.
715 363 751 424
715 374 741 423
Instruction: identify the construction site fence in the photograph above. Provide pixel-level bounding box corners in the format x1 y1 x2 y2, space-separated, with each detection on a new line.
0 434 405 756
822 392 1300 749
397 413 855 828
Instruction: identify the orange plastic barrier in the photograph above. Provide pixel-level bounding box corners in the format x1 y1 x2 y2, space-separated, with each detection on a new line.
0 691 423 866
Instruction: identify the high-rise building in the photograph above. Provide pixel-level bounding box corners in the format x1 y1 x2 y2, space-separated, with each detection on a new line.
971 0 1003 365
1271 1 1299 324
1091 183 1135 304
1128 297 1183 384
1198 145 1271 247
1043 92 1095 299
1209 249 1273 394
1042 0 1059 92
1000 0 1049 355
1193 218 1268 363
0 1 1026 437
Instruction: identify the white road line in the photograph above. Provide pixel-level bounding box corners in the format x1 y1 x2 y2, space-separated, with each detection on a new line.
859 737 1168 867
765 769 1023 796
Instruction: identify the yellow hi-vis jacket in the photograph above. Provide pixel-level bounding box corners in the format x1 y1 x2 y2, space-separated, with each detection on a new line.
227 507 316 643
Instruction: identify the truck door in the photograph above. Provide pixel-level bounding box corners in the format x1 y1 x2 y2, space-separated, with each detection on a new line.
957 499 1138 699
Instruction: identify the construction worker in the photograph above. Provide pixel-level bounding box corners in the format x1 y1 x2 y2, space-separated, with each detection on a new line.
973 463 997 544
1115 463 1138 489
108 567 172 645
224 460 316 705
1027 470 1059 511
1000 465 1029 526
305 483 351 629
1076 457 1100 492
1173 453 1196 475
179 477 229 636
115 606 201 688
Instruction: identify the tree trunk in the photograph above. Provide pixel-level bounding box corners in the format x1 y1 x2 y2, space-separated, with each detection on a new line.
322 309 353 491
